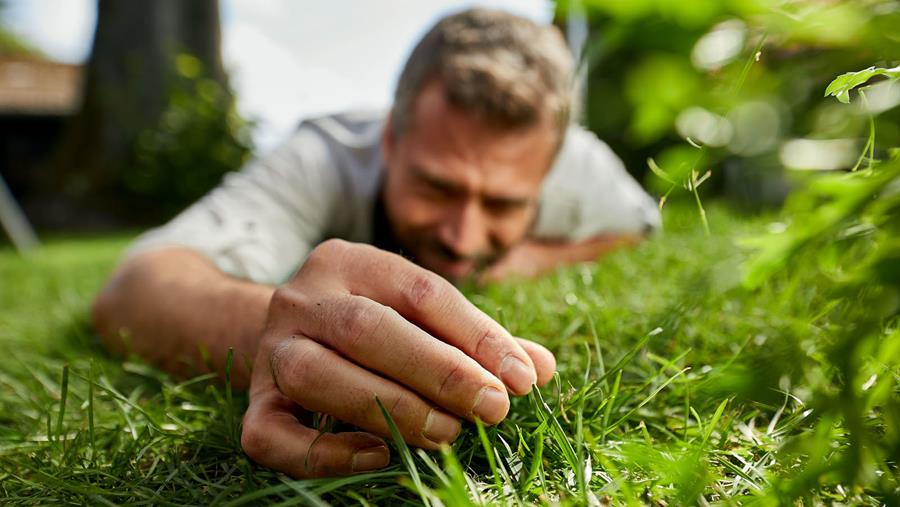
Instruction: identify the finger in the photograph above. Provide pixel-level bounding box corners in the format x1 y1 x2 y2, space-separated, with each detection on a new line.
271 335 464 447
299 293 511 424
241 390 390 478
316 240 538 395
516 337 556 387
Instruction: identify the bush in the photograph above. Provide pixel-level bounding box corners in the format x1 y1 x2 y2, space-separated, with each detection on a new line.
126 54 254 223
568 0 900 208
735 67 900 504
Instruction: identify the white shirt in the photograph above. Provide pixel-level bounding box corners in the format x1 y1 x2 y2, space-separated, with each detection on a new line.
129 110 660 284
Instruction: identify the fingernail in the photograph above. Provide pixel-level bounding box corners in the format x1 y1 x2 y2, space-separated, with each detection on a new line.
500 355 536 395
472 386 509 424
352 445 390 472
423 409 461 444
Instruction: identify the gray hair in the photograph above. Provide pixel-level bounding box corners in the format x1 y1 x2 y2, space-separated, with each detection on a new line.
391 8 575 140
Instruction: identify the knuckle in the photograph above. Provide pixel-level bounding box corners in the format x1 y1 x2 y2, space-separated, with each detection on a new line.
403 272 445 314
370 390 416 430
316 238 350 257
388 391 415 422
304 433 351 477
474 327 502 360
290 349 321 392
310 238 353 261
437 358 468 399
340 299 386 348
269 287 311 327
240 415 269 461
303 442 326 475
302 239 348 273
268 339 293 386
270 338 320 393
268 287 303 314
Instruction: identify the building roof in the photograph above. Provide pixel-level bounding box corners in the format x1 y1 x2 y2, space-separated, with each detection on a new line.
0 56 82 115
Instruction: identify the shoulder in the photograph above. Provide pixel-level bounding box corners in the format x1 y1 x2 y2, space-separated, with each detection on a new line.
296 109 387 151
278 109 386 187
283 109 387 240
534 124 661 239
550 124 627 181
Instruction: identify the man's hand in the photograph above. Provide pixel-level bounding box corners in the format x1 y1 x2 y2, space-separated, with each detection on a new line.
240 239 556 478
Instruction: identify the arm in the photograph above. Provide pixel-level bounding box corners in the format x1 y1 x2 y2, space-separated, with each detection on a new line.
480 232 644 282
92 247 272 389
89 121 557 478
93 239 557 479
89 121 346 386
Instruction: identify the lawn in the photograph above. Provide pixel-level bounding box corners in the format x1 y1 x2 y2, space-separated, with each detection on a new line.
0 202 896 505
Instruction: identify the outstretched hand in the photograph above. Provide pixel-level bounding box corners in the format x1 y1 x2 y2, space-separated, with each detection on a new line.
240 239 556 478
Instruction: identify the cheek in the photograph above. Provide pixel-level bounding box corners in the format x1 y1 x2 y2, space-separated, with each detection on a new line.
491 209 537 247
384 182 441 233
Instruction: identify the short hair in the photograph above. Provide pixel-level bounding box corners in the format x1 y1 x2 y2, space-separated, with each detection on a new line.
391 8 574 141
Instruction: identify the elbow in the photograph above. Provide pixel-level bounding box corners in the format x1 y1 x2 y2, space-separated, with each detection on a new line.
91 270 125 355
91 278 117 342
91 257 144 355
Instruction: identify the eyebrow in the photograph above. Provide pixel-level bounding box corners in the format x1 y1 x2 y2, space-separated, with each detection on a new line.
410 164 534 206
411 164 465 194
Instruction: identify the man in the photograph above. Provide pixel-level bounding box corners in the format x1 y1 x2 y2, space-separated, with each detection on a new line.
92 8 659 478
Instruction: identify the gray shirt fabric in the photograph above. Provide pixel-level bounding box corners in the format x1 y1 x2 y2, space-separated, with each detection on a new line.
129 110 661 285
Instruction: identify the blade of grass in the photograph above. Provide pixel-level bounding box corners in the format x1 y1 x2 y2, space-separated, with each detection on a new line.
605 367 689 436
600 370 622 443
279 478 330 507
440 445 480 506
530 388 580 485
55 364 69 451
375 396 431 507
521 428 544 493
88 359 96 463
587 313 607 389
224 347 237 447
702 399 731 448
475 418 503 494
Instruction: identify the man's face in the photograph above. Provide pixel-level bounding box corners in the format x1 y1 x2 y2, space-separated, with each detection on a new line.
382 79 559 283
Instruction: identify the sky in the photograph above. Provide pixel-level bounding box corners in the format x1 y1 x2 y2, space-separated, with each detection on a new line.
2 0 553 150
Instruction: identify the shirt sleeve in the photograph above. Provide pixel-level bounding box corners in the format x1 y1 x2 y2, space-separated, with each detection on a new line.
532 124 661 241
126 122 344 285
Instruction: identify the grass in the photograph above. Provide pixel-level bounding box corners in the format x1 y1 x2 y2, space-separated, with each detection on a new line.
0 202 896 505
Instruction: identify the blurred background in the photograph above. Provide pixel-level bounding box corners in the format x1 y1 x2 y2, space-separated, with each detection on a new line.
0 0 898 242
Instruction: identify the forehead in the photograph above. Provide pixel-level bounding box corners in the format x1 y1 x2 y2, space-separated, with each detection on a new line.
400 80 558 198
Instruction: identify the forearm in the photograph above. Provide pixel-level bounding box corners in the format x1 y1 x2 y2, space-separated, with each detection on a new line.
484 232 644 281
91 247 273 389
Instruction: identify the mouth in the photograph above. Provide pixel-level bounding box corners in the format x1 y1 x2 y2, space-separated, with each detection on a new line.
421 245 501 284
399 235 499 282
428 257 476 280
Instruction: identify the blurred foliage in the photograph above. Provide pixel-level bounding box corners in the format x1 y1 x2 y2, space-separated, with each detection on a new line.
126 54 253 223
557 0 900 494
562 0 900 208
0 1 39 57
0 31 39 57
737 69 900 503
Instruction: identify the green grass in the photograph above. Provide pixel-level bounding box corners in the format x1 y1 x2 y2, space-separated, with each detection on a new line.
0 203 896 505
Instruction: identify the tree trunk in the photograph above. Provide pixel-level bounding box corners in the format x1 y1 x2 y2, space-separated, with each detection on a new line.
53 0 227 225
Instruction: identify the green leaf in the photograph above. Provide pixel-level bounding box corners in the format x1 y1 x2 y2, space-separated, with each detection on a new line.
824 66 900 103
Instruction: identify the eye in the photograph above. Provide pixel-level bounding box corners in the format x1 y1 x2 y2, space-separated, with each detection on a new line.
484 198 527 215
418 179 447 198
416 175 460 201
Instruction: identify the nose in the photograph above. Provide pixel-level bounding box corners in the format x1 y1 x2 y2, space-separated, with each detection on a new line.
437 199 489 260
